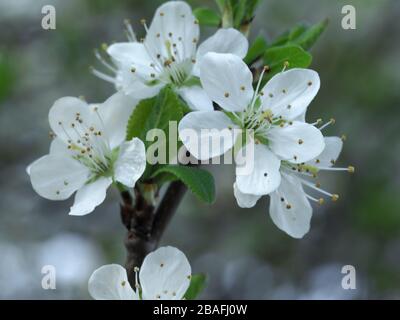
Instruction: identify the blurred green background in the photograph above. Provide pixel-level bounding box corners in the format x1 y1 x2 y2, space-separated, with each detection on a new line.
0 0 399 299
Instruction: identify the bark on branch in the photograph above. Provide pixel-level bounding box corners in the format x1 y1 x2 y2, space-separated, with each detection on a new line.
120 181 187 286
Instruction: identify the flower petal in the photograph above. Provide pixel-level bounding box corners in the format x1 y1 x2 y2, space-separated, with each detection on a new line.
235 143 281 196
92 92 138 149
48 97 91 145
309 136 343 168
269 173 312 238
193 28 249 76
116 63 164 99
233 182 261 208
107 42 155 79
268 121 325 163
146 1 199 61
29 154 89 200
114 138 147 188
178 111 238 160
260 68 320 120
69 177 112 216
88 264 138 300
200 52 253 112
178 86 213 111
140 246 191 300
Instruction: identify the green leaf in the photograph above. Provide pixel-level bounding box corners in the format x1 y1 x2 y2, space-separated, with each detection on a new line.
152 165 216 204
233 0 247 28
193 7 221 27
271 19 328 50
184 273 207 300
263 45 312 79
244 35 268 64
126 87 185 178
291 19 328 50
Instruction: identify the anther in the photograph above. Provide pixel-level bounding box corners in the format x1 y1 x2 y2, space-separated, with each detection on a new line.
298 139 303 145
286 204 292 209
264 172 268 177
348 166 355 173
331 194 339 201
269 93 273 98
134 267 139 272
121 281 126 286
131 67 136 73
308 81 312 86
140 18 146 25
240 86 245 91
318 198 324 205
224 92 230 98
341 134 347 141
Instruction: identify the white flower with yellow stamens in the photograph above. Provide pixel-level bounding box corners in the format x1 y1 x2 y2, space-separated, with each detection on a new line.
234 136 354 238
94 1 248 111
27 92 146 216
88 246 191 300
179 52 325 198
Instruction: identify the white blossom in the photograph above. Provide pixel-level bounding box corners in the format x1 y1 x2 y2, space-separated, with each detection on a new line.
179 52 325 198
27 92 146 216
88 246 192 300
93 1 248 111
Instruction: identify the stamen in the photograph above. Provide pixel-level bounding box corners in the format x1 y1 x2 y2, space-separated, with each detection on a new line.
319 118 335 131
124 19 137 42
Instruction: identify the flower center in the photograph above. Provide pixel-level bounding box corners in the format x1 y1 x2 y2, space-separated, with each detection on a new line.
58 108 115 178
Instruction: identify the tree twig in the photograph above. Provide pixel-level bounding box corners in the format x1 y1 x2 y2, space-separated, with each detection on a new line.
120 181 186 287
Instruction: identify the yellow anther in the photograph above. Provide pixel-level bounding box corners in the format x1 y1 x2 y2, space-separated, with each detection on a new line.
331 194 339 201
348 166 355 173
330 118 336 124
318 198 324 205
341 134 347 141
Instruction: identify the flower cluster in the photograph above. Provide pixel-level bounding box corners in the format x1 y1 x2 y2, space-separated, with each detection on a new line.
26 0 353 299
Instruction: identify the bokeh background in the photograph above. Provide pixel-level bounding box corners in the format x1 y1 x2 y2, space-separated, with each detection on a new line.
0 0 399 299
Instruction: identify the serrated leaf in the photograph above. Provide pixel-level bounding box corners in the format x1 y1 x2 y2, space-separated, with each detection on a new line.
152 165 216 204
126 87 185 178
184 273 207 300
193 7 221 26
244 35 268 64
263 45 312 79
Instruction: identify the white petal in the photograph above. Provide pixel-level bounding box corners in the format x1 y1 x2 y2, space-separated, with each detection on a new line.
69 177 112 216
116 63 164 99
114 138 146 188
48 97 91 145
146 1 199 61
260 69 320 120
269 173 312 238
140 246 191 300
233 182 261 208
49 138 71 156
200 52 253 112
107 42 155 80
29 154 89 200
309 136 343 168
88 264 138 300
235 143 281 196
193 28 249 76
268 121 325 163
178 86 213 111
178 111 238 160
92 92 138 149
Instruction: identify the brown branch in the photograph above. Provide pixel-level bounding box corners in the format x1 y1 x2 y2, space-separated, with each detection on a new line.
120 181 186 287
